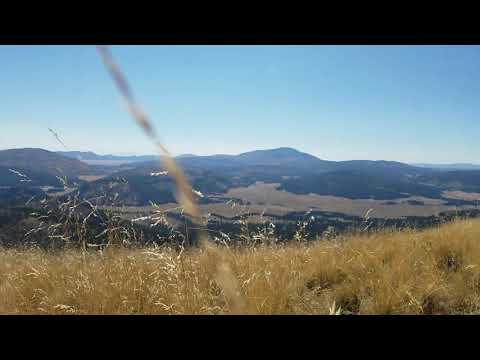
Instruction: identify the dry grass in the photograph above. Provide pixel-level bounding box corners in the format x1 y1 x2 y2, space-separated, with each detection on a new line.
2 218 480 314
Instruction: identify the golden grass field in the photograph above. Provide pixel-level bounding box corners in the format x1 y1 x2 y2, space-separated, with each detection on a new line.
2 218 480 314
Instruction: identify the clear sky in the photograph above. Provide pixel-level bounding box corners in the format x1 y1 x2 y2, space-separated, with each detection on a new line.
1 45 479 163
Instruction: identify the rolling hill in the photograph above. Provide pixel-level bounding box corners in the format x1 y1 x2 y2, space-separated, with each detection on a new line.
0 148 91 178
0 149 95 204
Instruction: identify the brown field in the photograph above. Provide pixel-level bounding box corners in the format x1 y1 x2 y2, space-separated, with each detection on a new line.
78 175 108 182
99 182 479 221
225 182 477 219
2 218 480 314
443 191 480 201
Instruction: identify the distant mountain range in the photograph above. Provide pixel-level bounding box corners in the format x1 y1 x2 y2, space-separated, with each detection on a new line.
3 147 480 207
76 147 480 205
176 154 197 159
55 149 480 171
411 163 480 171
56 151 159 163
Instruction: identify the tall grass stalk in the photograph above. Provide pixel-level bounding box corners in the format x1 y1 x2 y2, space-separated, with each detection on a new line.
96 45 245 312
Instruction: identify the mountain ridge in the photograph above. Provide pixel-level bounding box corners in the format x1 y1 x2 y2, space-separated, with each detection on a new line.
4 147 480 207
54 147 480 171
57 151 159 163
412 163 480 171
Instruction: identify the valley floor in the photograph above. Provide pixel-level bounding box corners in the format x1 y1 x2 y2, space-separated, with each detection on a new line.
2 219 480 314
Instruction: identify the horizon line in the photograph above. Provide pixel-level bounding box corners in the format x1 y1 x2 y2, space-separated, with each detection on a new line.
1 146 480 166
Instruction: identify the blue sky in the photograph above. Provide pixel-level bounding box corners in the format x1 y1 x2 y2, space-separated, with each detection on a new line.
1 45 479 163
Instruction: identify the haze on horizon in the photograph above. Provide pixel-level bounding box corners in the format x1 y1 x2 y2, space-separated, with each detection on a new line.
1 45 480 164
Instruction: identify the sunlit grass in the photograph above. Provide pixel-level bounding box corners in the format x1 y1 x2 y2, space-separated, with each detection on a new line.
2 218 480 314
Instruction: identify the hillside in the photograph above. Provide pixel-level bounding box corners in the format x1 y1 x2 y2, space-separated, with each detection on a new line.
0 148 91 178
0 166 62 187
279 170 444 200
2 218 480 314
